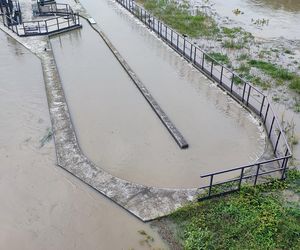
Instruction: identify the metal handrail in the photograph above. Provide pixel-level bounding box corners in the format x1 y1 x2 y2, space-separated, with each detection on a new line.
116 0 293 198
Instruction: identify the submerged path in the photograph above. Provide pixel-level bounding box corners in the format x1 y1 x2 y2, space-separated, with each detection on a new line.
0 0 265 221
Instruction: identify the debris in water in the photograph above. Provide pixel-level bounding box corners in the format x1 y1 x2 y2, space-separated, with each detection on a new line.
138 230 155 247
40 128 53 148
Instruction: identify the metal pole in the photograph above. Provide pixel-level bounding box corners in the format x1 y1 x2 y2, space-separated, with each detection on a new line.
238 167 245 190
246 85 251 106
268 116 275 138
264 103 270 124
220 66 223 84
208 175 214 197
274 131 281 154
254 164 260 186
260 96 265 117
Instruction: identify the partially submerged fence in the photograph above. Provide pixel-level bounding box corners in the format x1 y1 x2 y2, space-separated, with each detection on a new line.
116 0 292 198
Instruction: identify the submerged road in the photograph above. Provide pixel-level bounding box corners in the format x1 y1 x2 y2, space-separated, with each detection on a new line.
50 0 266 188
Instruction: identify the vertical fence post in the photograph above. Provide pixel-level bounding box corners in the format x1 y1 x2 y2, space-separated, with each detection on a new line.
274 131 281 154
260 96 265 117
208 175 214 197
190 43 193 60
238 167 245 190
242 82 247 102
210 60 213 77
246 85 251 106
220 66 224 84
176 34 179 50
183 36 186 56
281 149 289 180
165 25 167 39
231 74 234 93
264 103 270 124
201 53 204 70
45 20 48 33
193 46 197 64
254 164 260 186
170 29 173 45
268 116 275 138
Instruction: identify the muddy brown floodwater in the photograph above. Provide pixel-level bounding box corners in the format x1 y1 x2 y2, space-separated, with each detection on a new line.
207 0 300 39
0 30 168 249
51 0 265 189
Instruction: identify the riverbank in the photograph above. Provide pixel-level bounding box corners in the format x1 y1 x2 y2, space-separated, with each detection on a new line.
152 169 300 249
138 0 300 112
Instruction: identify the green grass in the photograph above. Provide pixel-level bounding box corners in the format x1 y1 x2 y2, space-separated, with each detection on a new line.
222 27 241 38
206 52 229 65
289 78 300 94
222 39 244 49
141 0 219 38
249 60 294 80
249 60 300 93
170 170 300 249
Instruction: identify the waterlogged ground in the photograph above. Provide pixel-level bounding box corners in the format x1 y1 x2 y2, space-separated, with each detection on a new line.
0 30 168 250
205 0 300 40
51 16 265 188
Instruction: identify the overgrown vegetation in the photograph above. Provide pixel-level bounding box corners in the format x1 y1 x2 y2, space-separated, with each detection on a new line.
249 60 300 93
169 170 300 249
140 0 218 37
206 52 229 65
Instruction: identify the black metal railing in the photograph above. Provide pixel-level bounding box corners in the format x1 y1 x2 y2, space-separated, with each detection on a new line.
1 0 81 36
116 0 292 198
1 12 80 36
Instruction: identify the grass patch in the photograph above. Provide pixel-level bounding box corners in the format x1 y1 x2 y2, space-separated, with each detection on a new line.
222 27 241 38
237 53 249 61
206 52 229 65
289 78 300 94
141 0 219 38
249 60 300 93
249 60 294 80
170 170 300 249
222 39 244 49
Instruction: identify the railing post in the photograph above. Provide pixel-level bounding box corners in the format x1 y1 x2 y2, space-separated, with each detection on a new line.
176 34 179 50
193 46 197 64
260 95 265 117
268 116 275 138
190 43 193 60
183 36 186 55
220 66 223 84
274 131 281 154
45 20 48 33
281 149 289 180
246 85 251 106
201 53 204 70
254 164 260 186
264 103 270 124
210 60 213 77
165 25 167 39
242 83 247 102
238 167 245 190
56 17 59 30
231 74 234 93
171 29 173 45
208 175 214 197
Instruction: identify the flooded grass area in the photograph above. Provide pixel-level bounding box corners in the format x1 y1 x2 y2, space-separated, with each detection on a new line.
50 14 266 188
0 30 168 249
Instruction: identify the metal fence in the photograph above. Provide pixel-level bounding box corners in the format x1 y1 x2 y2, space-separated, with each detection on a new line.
0 2 81 36
116 0 293 198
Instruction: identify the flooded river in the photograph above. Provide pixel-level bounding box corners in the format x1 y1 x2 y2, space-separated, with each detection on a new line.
51 15 265 188
0 30 168 249
209 0 300 39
